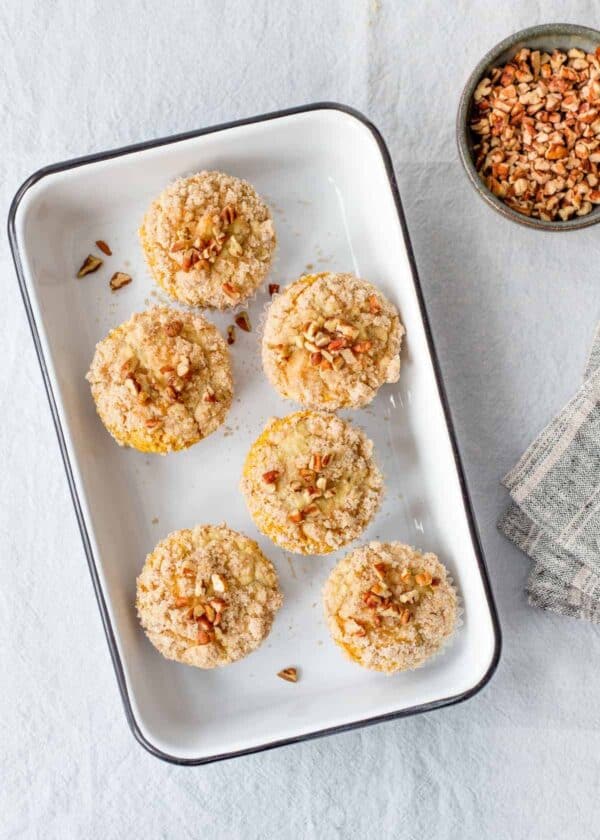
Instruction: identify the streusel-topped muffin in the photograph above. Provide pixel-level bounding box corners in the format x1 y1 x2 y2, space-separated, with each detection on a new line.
262 272 404 410
86 307 232 454
140 171 276 309
241 411 384 555
323 542 457 673
136 524 283 668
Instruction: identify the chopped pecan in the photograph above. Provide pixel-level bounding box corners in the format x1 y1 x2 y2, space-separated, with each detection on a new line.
471 45 600 221
77 254 103 278
235 311 251 332
95 240 112 256
170 240 190 252
220 204 237 225
222 282 238 299
368 294 382 315
109 272 132 291
277 667 298 683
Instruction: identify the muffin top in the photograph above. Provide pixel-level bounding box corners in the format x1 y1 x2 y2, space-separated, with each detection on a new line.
262 272 404 409
86 307 232 454
241 411 384 555
140 171 276 309
323 542 457 673
136 524 283 668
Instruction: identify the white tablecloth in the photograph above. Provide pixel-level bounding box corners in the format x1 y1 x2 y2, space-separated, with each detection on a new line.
3 1 600 837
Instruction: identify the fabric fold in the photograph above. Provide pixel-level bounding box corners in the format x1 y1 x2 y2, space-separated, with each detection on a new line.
498 323 600 623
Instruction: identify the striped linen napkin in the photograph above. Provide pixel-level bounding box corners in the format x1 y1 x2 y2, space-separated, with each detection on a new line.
499 323 600 623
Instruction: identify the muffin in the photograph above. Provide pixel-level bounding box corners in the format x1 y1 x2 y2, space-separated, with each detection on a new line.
136 524 283 668
241 411 383 555
139 171 276 309
262 272 404 410
86 307 232 454
323 542 457 673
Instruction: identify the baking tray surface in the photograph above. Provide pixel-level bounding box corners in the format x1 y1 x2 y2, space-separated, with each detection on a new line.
8 103 500 764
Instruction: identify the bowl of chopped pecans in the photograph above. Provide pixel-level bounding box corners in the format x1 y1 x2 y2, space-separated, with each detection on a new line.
457 23 600 230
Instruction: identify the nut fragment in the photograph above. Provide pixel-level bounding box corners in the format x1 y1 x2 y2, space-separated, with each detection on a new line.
95 240 112 256
227 325 236 345
309 453 323 472
197 629 211 645
109 271 132 291
222 282 238 299
269 283 280 296
327 337 347 351
174 596 190 608
415 570 433 586
170 239 190 252
220 203 237 225
211 573 226 593
368 294 381 315
124 376 140 396
373 562 387 580
471 45 600 221
277 667 298 683
176 358 190 377
234 311 251 332
77 254 103 278
198 615 213 631
345 618 366 636
210 598 226 612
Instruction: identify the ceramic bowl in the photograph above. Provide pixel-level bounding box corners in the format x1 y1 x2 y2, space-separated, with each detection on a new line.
457 23 600 231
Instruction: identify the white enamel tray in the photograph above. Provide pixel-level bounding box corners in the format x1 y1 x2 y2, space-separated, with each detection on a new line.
9 104 500 764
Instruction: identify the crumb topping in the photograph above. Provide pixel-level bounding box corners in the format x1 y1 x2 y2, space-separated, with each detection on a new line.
140 171 276 309
262 272 404 410
323 542 457 673
136 524 283 668
241 411 384 555
86 306 233 454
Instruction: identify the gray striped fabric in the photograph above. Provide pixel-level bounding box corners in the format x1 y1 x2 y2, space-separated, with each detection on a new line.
499 324 600 622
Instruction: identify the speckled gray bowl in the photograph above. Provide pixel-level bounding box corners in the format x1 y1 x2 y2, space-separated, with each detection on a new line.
457 23 600 231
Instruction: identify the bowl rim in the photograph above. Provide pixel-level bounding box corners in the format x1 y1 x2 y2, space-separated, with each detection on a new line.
456 22 600 231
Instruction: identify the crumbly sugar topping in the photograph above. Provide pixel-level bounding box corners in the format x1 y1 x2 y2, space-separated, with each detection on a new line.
86 306 233 453
262 272 404 410
140 171 276 309
323 542 457 673
136 524 283 668
241 411 384 555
